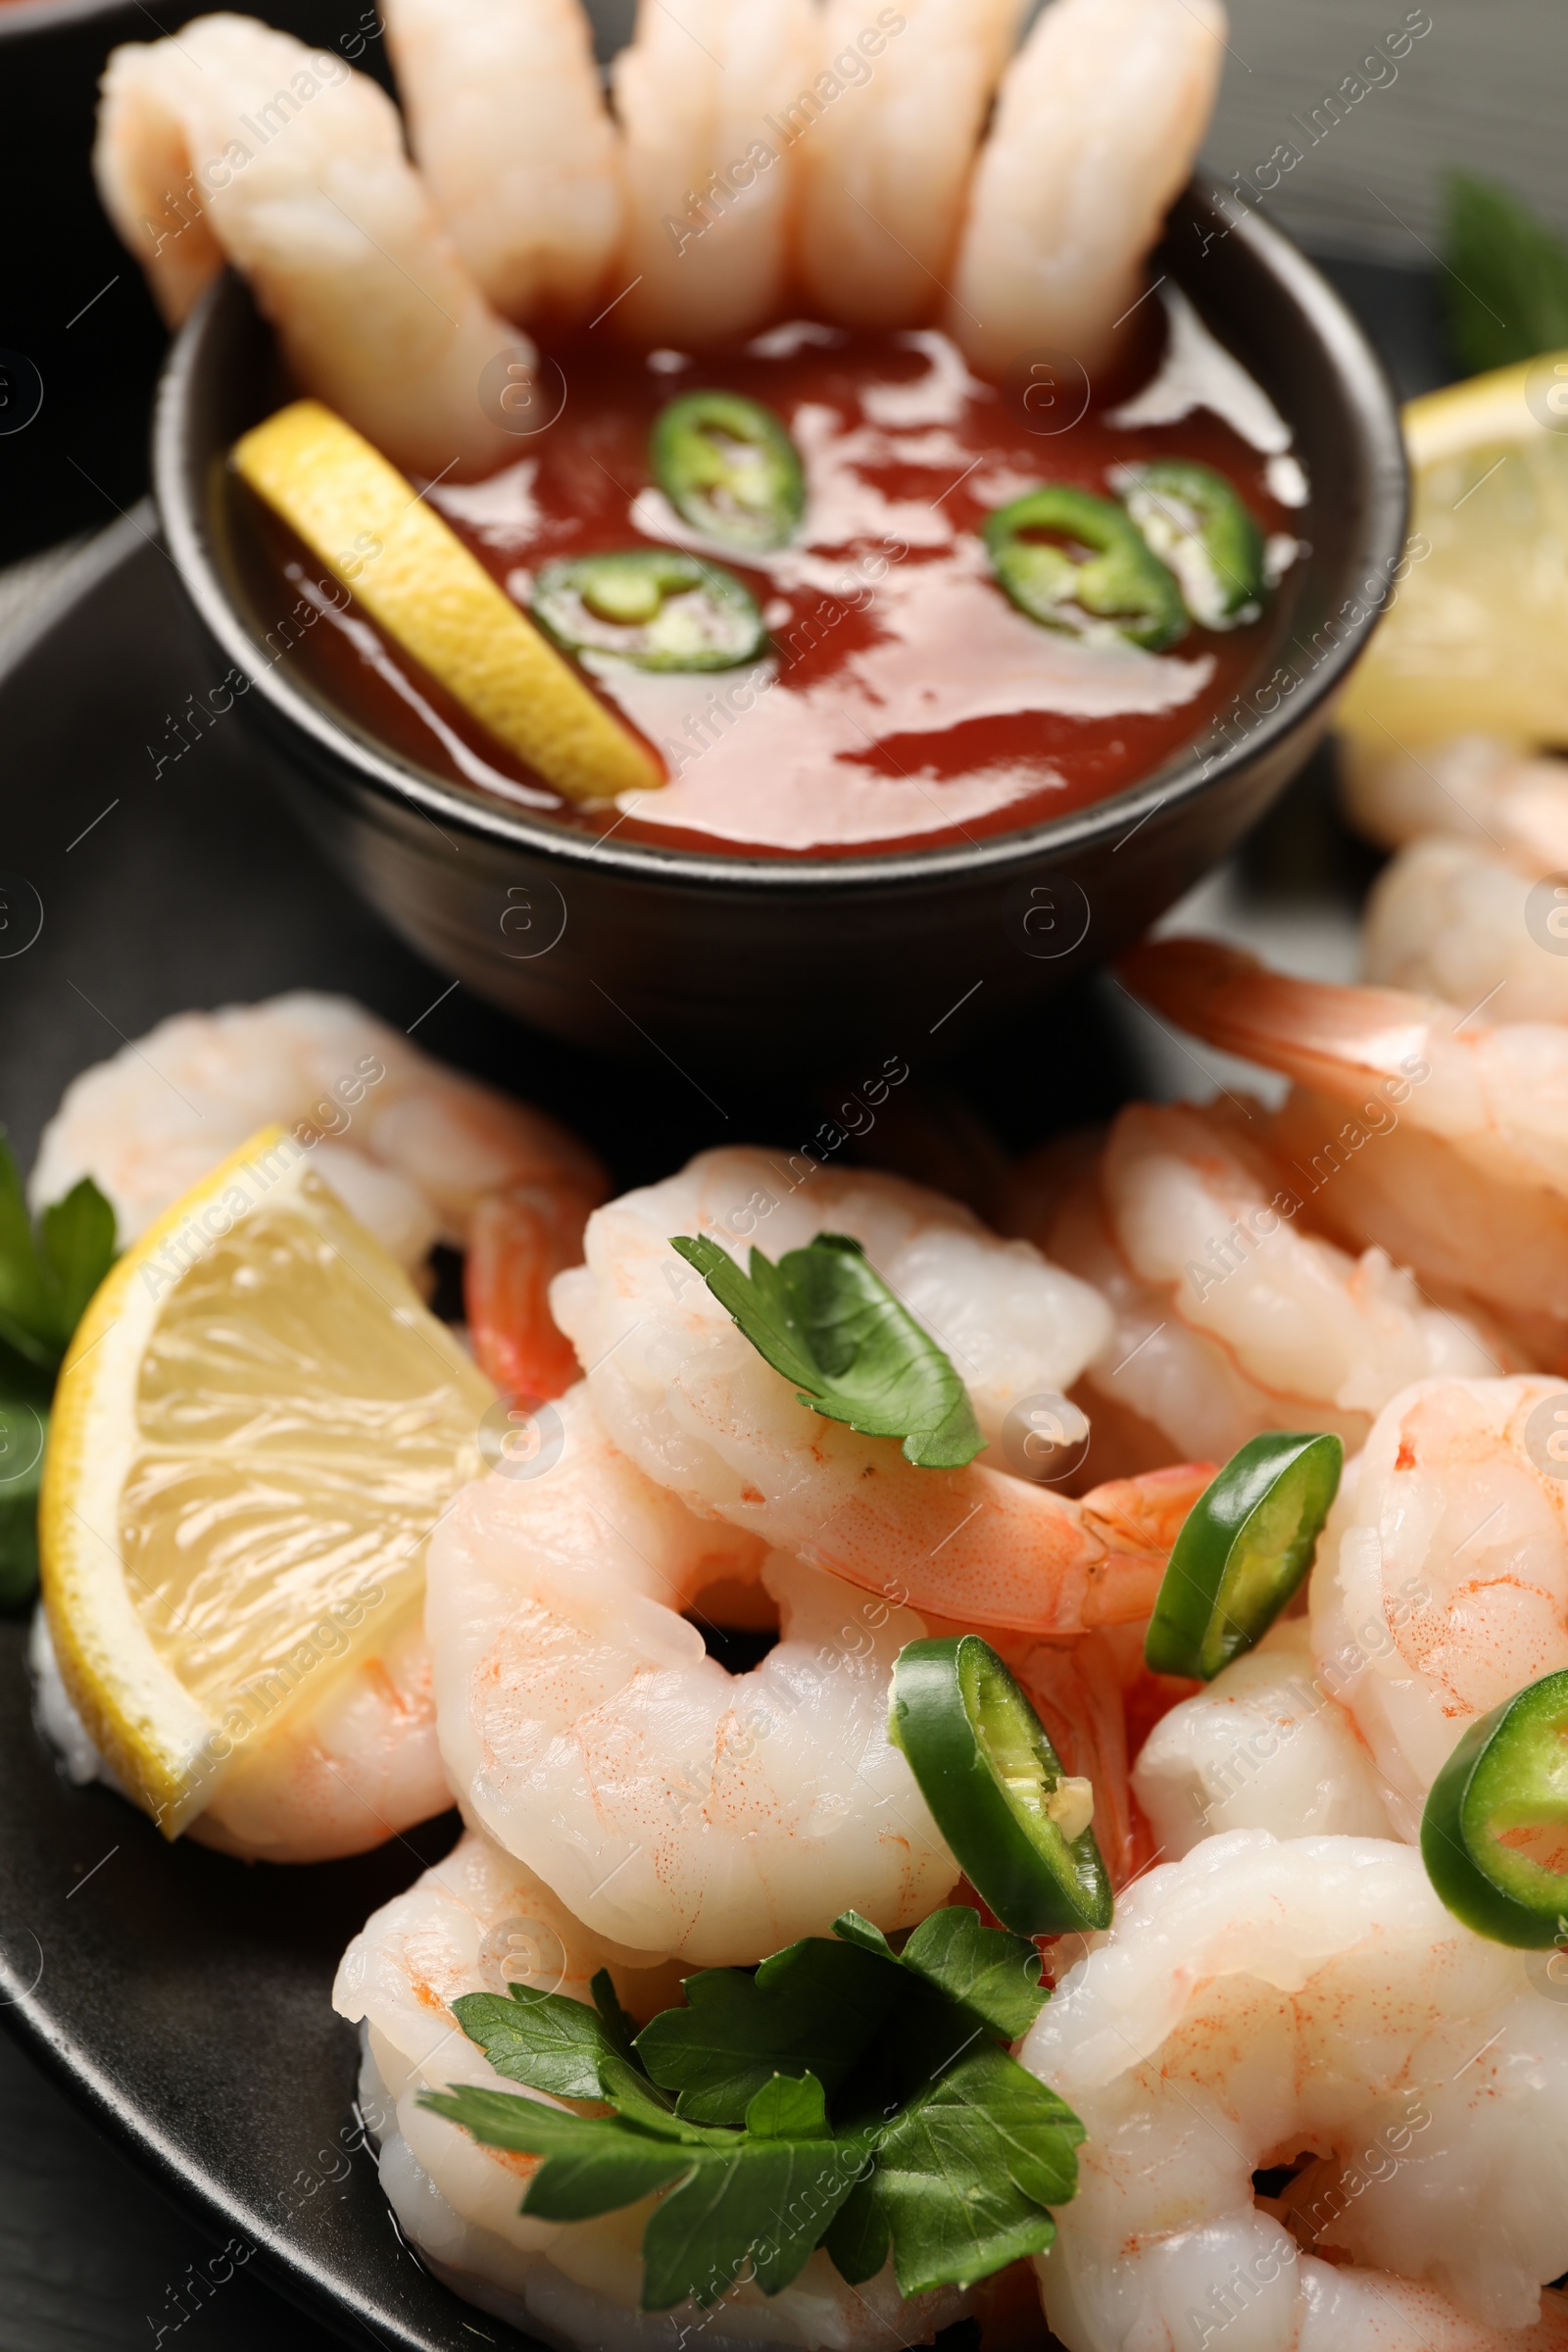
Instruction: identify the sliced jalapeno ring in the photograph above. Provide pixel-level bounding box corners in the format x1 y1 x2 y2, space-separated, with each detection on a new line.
982 484 1187 651
531 551 767 672
890 1634 1113 1936
1115 460 1268 630
651 391 806 554
1422 1669 1568 1947
1144 1431 1344 1682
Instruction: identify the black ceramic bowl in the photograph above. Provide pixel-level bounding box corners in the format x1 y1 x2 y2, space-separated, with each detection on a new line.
154 190 1405 1059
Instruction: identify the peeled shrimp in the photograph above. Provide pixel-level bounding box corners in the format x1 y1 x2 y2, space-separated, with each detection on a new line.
612 0 816 347
1015 1100 1503 1475
1310 1374 1568 1837
1131 1619 1396 1862
30 991 604 1277
426 1383 959 1963
1025 1830 1568 2352
1340 734 1568 1021
1359 834 1568 1024
336 1827 968 2349
31 1592 453 1864
947 0 1227 380
794 0 1028 332
1124 936 1568 1367
550 1150 1209 1635
1341 733 1568 872
94 15 517 477
382 0 622 330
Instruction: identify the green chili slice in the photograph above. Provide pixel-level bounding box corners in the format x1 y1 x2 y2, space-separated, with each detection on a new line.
651 391 805 554
1116 460 1268 630
1143 1431 1344 1681
1422 1670 1568 1946
982 484 1187 651
531 551 766 671
890 1635 1113 1936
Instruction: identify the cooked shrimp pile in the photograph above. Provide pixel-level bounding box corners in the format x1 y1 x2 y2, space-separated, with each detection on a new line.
94 0 1228 474
29 942 1568 2349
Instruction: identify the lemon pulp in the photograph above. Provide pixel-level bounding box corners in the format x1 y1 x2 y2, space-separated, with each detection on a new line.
42 1129 494 1835
1341 352 1568 747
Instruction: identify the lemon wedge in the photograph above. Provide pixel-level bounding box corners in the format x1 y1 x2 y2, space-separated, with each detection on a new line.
233 399 663 803
1341 352 1568 746
40 1128 494 1837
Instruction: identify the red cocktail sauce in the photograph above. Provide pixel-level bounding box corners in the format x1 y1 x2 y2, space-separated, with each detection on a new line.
240 318 1299 858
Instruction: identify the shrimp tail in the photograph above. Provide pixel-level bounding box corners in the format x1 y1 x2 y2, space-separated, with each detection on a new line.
1077 1459 1215 1626
1120 936 1436 1103
465 1177 602 1400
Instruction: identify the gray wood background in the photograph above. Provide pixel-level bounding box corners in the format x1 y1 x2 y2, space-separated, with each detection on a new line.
1199 0 1568 259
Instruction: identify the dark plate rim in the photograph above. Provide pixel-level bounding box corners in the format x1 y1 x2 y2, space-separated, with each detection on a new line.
155 190 1408 898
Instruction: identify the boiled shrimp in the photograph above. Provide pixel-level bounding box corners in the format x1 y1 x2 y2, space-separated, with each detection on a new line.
1008 1100 1503 1476
336 1827 969 2349
550 1150 1210 1635
32 1592 453 1864
794 0 1029 332
426 1382 960 1963
612 0 816 347
31 990 604 1277
94 15 517 476
465 1176 607 1400
1131 1619 1396 1861
1309 1374 1568 1837
1123 935 1568 1368
381 0 623 330
1025 1829 1568 2352
1341 735 1568 1021
1341 732 1568 872
946 0 1227 380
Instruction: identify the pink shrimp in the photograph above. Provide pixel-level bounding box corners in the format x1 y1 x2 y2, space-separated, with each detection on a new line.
1122 936 1568 1368
464 1173 606 1401
551 1151 1212 1633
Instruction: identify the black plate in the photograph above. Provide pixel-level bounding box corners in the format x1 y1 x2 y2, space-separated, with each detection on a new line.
0 513 1175 2349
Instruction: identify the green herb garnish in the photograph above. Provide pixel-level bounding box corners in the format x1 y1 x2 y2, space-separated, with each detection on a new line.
1444 172 1568 374
669 1232 984 1470
0 1138 117 1604
420 1909 1082 2310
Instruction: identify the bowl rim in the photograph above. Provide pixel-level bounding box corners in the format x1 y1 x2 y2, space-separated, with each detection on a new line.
154 187 1407 899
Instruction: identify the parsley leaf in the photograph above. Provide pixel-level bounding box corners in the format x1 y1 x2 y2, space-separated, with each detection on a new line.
0 1142 116 1369
450 1984 627 2102
743 2071 830 2141
1444 172 1568 372
639 2118 862 2309
424 1907 1083 2313
418 2087 696 2220
422 2073 864 2309
0 1141 117 1606
636 1935 898 2124
825 2046 1083 2295
832 1908 1047 2046
669 1232 984 1469
39 1177 118 1345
